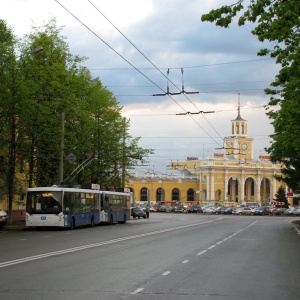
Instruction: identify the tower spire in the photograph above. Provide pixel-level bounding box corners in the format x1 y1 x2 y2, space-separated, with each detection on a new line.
237 93 241 117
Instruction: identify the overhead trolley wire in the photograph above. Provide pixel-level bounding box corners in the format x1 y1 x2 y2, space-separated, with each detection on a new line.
55 0 224 148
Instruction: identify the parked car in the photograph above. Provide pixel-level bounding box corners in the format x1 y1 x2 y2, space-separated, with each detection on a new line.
131 207 146 219
166 206 175 213
253 206 271 216
291 207 300 216
174 205 184 213
272 207 287 215
157 205 167 212
203 206 216 214
150 206 158 212
222 207 233 214
187 205 203 213
0 209 8 227
214 207 223 214
283 207 296 216
240 207 254 215
232 207 243 215
215 207 232 214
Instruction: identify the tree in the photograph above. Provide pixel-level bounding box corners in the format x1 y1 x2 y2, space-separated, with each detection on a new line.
18 19 151 189
201 1 300 192
0 20 25 223
0 18 152 222
274 186 289 208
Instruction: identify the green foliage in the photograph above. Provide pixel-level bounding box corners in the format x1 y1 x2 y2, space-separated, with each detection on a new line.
202 1 300 193
274 186 289 208
0 17 152 204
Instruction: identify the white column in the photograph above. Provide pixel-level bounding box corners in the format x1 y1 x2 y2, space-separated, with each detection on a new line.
256 172 261 203
210 170 215 201
206 173 210 202
224 170 228 202
241 171 245 202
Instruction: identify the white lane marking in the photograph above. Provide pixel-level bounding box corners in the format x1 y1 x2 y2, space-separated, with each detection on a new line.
0 219 223 269
162 271 170 276
198 221 258 256
182 260 189 264
197 250 207 256
293 225 300 235
131 288 144 294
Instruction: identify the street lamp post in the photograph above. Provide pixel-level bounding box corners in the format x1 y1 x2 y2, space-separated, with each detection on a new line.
59 110 65 185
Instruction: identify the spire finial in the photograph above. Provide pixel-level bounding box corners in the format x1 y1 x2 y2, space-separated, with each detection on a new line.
237 93 241 117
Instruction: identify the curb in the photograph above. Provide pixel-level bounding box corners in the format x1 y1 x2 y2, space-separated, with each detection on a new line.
2 222 26 231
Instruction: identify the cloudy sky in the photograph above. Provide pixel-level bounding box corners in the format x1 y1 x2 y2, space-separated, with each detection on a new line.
1 0 280 173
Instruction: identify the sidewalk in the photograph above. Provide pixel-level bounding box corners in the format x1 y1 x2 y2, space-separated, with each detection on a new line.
4 210 26 230
3 220 27 230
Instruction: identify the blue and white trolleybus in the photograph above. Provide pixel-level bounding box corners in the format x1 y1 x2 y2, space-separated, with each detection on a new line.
25 185 131 229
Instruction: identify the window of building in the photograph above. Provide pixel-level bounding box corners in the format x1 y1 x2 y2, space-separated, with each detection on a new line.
187 188 195 201
156 187 165 202
140 187 148 202
172 188 180 201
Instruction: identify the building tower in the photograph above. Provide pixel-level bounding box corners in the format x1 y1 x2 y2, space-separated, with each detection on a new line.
225 94 253 161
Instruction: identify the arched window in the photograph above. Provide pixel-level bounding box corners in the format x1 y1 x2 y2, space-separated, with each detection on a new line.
172 188 180 201
215 189 222 201
156 187 165 202
140 187 148 202
187 189 195 201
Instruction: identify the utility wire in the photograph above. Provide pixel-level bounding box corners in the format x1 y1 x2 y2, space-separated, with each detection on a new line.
87 0 224 144
88 58 273 71
55 0 223 147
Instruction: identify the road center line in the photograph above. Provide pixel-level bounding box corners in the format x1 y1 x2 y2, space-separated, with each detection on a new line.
162 271 171 276
197 250 207 256
131 288 144 294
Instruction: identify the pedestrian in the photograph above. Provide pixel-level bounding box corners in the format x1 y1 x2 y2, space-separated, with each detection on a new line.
145 205 150 218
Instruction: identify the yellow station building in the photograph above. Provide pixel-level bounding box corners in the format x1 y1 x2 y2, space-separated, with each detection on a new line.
126 106 291 208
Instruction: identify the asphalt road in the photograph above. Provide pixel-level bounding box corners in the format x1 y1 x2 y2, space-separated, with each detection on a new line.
0 214 299 300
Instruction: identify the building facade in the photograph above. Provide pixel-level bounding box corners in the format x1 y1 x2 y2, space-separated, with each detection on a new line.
126 105 288 207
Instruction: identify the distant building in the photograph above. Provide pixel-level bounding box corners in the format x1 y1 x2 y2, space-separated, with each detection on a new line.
126 103 290 207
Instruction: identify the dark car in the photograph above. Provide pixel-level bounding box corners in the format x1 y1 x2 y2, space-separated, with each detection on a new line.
0 209 8 227
272 207 287 215
214 207 224 214
131 207 146 219
222 207 233 214
253 206 271 216
187 205 203 213
174 205 184 213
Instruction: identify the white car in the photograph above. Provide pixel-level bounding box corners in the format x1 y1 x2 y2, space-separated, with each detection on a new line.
0 209 8 227
232 207 244 215
203 206 216 214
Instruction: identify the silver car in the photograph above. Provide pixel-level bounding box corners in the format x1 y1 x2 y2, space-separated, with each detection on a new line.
240 207 254 215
